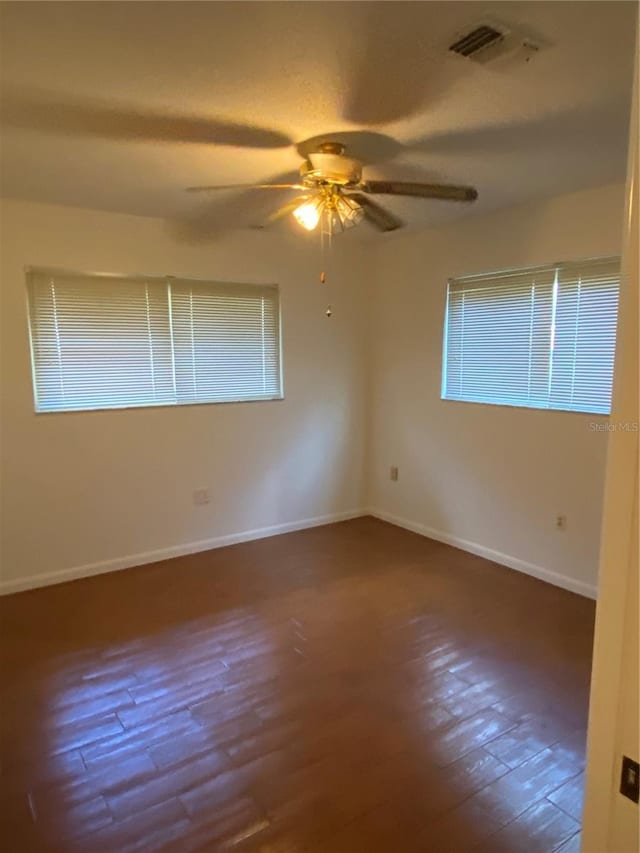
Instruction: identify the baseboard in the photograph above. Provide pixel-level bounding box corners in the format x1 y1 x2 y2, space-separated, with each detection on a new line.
2 508 598 600
367 507 598 600
0 509 368 596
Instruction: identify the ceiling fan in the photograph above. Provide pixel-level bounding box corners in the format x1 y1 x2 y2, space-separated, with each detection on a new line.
187 141 478 234
1 86 479 236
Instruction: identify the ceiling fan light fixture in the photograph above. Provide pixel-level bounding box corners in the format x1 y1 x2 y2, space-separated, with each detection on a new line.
293 199 321 231
333 194 364 230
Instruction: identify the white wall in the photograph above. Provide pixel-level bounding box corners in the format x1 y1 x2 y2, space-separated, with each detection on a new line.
367 183 626 598
0 199 369 592
1 184 627 597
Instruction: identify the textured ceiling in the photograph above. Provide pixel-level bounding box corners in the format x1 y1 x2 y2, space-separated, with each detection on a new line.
0 1 636 240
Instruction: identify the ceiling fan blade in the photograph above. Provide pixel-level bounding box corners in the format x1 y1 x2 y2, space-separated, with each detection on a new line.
186 183 306 193
262 196 310 225
348 193 403 232
361 180 478 202
177 172 304 241
0 87 293 149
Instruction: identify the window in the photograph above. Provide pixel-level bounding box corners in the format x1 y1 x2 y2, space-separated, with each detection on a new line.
27 269 282 412
442 257 620 415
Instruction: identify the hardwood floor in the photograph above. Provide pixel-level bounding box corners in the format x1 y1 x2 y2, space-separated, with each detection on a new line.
0 517 595 852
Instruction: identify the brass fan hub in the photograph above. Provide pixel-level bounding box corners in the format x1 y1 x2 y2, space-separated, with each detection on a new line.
317 141 346 156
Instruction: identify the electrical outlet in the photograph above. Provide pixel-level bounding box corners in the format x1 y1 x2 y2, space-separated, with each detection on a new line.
390 466 399 482
556 514 567 531
193 488 210 506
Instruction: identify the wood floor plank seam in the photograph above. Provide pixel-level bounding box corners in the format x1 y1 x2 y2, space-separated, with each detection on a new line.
544 793 584 825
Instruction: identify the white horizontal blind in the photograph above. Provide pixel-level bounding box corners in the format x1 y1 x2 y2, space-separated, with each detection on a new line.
170 280 281 403
444 268 556 408
550 259 620 413
442 257 620 414
27 270 282 413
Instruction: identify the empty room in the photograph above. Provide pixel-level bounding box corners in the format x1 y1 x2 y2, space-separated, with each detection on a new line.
0 2 638 852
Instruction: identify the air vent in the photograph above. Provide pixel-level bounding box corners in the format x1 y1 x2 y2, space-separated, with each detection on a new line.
449 24 505 59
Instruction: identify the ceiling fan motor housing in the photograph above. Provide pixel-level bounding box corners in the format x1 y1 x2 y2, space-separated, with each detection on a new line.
301 149 363 186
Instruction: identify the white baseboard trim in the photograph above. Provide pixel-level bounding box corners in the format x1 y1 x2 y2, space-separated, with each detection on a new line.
367 507 598 600
0 508 367 596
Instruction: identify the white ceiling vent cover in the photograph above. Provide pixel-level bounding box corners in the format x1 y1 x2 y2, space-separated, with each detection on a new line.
448 20 543 65
449 24 507 60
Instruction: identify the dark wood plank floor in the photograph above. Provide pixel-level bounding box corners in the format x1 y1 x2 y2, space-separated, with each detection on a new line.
0 517 595 852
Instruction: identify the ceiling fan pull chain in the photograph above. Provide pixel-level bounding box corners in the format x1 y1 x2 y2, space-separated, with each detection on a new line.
319 212 333 317
320 219 326 284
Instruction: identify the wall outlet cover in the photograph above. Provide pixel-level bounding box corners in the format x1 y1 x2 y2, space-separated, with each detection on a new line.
193 488 211 506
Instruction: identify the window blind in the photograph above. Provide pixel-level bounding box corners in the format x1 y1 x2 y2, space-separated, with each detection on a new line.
550 260 620 414
442 257 620 415
169 280 281 404
27 270 282 413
